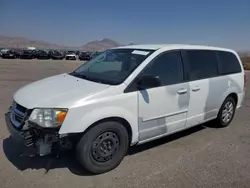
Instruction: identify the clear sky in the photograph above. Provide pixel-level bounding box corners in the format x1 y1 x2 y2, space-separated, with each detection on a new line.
0 0 249 51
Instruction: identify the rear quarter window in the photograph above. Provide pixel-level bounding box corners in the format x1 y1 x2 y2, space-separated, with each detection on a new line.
217 51 242 75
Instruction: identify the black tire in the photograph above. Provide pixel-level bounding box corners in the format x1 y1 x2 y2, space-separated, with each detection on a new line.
76 121 129 174
216 96 236 127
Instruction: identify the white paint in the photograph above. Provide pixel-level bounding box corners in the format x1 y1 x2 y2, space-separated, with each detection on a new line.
65 53 76 58
12 44 245 146
138 82 189 136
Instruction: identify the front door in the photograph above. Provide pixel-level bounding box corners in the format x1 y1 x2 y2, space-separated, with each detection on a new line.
137 51 189 142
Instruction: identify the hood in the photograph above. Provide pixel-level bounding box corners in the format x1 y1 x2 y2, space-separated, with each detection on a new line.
13 73 110 109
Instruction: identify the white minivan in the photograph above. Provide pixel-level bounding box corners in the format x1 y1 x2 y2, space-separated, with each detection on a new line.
5 44 246 174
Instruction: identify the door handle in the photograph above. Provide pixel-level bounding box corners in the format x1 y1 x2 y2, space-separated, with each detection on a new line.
192 87 200 92
177 88 188 94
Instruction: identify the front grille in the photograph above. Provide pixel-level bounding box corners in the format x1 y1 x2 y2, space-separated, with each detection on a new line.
15 102 27 113
10 101 28 128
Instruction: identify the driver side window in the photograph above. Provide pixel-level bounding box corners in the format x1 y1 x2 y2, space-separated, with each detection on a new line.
141 51 183 87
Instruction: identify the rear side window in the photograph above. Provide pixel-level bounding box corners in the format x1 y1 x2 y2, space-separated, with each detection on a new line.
186 50 218 81
217 51 242 74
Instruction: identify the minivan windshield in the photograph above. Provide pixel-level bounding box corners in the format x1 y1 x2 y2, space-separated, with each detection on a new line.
70 48 155 85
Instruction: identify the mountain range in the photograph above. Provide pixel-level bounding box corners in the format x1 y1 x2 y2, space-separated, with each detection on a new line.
0 36 126 51
2 36 248 54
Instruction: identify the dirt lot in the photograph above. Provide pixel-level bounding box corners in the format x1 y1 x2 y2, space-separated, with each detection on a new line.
1 59 250 188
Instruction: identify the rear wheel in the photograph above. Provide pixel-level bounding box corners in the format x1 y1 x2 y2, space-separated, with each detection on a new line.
76 121 129 174
216 96 236 127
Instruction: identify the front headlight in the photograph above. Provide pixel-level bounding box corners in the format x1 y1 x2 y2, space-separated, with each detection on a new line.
29 108 68 128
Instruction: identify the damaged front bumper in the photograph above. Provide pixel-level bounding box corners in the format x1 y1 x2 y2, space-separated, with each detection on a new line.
5 110 71 157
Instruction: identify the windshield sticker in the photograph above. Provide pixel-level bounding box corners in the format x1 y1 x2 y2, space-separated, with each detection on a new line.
132 50 150 56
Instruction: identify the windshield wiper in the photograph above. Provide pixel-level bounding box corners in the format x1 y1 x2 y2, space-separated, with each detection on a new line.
69 72 105 83
70 72 90 79
69 72 115 85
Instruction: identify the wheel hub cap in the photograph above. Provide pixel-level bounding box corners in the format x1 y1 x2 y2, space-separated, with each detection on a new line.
92 132 119 162
222 101 234 123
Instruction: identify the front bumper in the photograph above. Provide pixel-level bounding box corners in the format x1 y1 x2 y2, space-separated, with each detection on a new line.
79 57 90 60
52 56 64 60
37 56 50 59
2 55 16 59
20 55 33 59
5 111 65 157
5 112 25 143
65 56 76 60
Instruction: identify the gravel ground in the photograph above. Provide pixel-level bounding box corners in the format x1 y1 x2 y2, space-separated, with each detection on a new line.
0 59 250 188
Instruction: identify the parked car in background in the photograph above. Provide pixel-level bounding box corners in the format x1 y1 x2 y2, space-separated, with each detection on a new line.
0 49 9 58
15 49 23 58
31 50 39 59
90 51 102 59
0 48 3 57
75 51 80 56
1 49 18 59
37 50 51 59
65 51 77 60
51 51 64 60
79 51 91 60
20 50 34 59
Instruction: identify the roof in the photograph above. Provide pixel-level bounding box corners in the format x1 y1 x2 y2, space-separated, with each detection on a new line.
115 44 235 52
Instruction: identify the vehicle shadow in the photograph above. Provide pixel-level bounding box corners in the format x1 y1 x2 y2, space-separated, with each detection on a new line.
3 122 217 176
128 124 206 155
2 136 92 176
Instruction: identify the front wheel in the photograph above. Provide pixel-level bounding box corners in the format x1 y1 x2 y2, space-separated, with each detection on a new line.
76 121 129 174
216 96 236 127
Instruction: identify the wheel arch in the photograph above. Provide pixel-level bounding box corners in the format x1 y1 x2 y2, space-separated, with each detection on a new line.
59 106 139 145
218 92 238 112
219 87 239 109
82 117 133 145
227 92 238 106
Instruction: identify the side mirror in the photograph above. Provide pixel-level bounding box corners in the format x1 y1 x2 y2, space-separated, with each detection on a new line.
137 75 161 90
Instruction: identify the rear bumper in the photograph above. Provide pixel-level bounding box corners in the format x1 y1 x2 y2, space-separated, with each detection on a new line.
237 92 245 109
